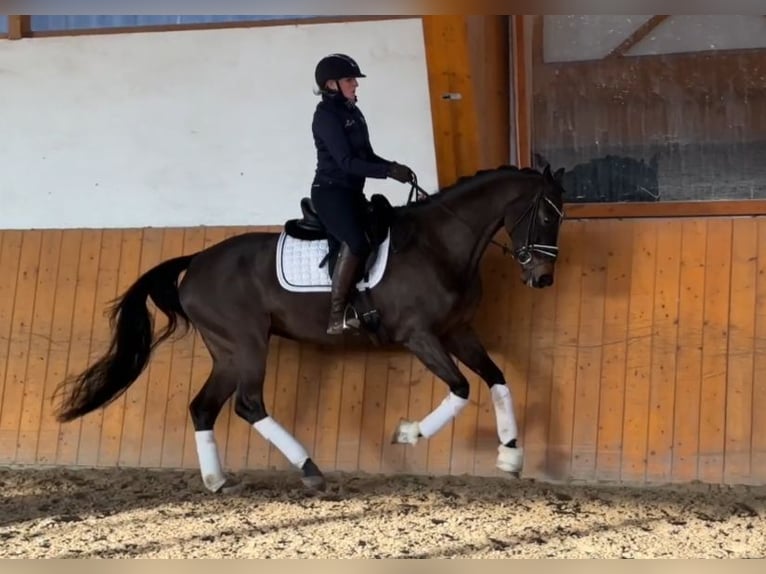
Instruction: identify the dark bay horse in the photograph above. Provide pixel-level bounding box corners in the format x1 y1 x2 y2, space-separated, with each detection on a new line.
53 164 566 493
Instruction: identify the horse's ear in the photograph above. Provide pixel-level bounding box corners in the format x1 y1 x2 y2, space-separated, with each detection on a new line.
533 152 549 170
543 164 552 181
553 167 565 182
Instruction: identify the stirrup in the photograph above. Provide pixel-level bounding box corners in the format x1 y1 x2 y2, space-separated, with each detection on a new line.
327 304 361 334
343 305 361 330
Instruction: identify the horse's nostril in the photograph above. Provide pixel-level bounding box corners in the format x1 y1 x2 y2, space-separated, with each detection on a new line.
538 274 553 288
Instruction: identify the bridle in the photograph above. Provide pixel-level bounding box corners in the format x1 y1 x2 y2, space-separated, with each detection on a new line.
406 172 564 265
506 189 564 265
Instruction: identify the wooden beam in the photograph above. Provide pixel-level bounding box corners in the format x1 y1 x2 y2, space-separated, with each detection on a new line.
482 16 511 168
607 15 669 58
422 16 481 187
511 15 532 167
564 199 766 220
531 15 544 67
8 16 31 40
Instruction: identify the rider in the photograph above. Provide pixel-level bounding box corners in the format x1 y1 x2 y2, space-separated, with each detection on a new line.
310 53 415 335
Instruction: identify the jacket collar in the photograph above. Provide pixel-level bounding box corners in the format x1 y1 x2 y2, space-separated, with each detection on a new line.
322 91 357 109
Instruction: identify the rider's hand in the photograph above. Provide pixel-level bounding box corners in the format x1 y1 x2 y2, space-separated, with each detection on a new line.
387 162 415 184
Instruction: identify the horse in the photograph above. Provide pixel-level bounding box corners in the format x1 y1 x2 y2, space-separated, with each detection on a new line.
52 163 566 493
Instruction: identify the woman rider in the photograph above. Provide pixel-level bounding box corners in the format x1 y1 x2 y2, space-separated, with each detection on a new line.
310 53 415 335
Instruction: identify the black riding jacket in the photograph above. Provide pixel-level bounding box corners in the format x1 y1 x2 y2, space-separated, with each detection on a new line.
311 92 391 192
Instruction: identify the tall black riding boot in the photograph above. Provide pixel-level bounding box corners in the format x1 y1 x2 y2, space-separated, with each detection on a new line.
327 244 363 335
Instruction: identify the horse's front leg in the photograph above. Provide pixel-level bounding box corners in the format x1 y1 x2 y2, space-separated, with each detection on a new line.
441 324 523 475
391 331 471 445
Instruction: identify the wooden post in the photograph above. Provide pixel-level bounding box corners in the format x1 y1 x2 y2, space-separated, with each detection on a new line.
8 16 31 40
421 16 481 187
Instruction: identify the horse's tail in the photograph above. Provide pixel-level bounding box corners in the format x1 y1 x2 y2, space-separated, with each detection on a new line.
53 253 197 422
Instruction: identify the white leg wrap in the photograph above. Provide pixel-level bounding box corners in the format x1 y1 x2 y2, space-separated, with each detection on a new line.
394 420 421 445
497 444 524 473
490 384 518 444
194 430 227 492
418 392 469 438
253 416 310 469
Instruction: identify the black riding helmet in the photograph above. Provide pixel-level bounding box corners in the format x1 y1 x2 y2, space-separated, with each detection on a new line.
314 53 366 93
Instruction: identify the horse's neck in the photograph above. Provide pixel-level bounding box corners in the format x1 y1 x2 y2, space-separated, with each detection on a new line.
428 176 535 277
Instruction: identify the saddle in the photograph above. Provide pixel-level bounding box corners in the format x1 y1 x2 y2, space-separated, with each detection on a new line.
284 198 327 241
284 193 399 277
282 193 410 343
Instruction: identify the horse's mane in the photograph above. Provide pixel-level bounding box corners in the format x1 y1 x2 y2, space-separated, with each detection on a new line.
395 163 545 213
438 164 544 195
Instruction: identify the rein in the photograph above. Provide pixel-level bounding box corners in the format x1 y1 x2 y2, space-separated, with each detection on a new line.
405 173 563 263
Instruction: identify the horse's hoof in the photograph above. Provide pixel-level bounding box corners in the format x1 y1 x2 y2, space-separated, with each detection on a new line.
496 444 523 474
301 474 327 491
202 473 229 493
204 474 243 494
392 419 420 445
219 476 245 495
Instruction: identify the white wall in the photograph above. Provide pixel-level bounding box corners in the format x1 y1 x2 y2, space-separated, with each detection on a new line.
0 18 439 229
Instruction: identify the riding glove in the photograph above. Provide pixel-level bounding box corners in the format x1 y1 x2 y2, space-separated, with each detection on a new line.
387 162 415 184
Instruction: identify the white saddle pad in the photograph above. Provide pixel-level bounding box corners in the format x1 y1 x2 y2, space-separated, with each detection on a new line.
275 231 391 293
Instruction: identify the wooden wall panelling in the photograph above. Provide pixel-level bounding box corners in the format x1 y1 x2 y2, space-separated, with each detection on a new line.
13 230 61 465
672 219 708 481
333 347 366 472
724 218 758 483
570 220 609 480
54 229 101 466
36 230 81 465
752 219 766 480
620 220 658 483
698 219 733 484
518 246 557 479
546 220 584 479
76 229 122 467
595 219 634 482
312 345 346 471
645 219 682 483
2 219 766 485
117 228 163 468
97 229 143 467
0 232 23 461
0 230 39 464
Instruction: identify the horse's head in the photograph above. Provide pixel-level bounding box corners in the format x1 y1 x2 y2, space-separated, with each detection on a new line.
503 165 565 288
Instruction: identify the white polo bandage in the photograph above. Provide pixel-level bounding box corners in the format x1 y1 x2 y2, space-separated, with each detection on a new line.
194 430 227 491
491 384 518 444
418 392 469 438
253 416 310 468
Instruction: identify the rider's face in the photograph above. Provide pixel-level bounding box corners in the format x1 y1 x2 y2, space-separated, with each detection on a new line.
327 77 358 100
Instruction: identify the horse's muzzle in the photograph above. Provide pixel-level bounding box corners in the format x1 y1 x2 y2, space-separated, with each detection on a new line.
533 273 554 288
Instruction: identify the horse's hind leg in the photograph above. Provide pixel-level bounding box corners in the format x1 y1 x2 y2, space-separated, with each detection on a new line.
232 332 326 492
189 365 239 493
442 324 523 474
